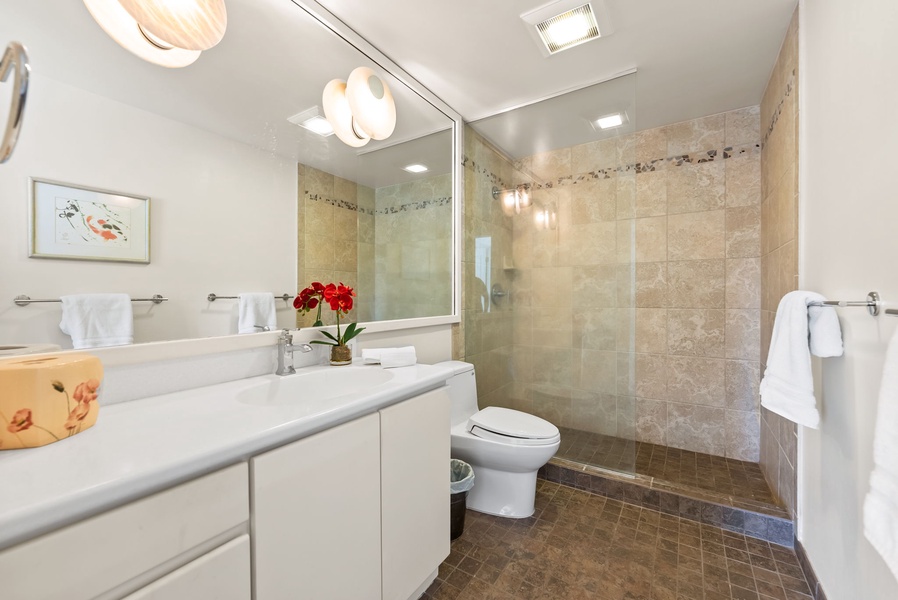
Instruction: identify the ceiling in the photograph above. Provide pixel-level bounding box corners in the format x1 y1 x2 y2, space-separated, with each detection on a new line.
312 0 798 132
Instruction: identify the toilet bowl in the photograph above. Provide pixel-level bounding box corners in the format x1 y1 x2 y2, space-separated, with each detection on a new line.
436 360 560 518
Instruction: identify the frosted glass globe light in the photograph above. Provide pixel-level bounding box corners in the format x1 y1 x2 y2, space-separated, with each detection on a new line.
117 0 228 51
346 67 396 141
322 79 370 148
83 0 200 68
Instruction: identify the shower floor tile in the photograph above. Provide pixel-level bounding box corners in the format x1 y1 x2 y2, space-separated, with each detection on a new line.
555 427 781 509
423 480 812 600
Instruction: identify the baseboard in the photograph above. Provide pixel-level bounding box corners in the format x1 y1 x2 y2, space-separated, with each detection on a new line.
794 538 827 600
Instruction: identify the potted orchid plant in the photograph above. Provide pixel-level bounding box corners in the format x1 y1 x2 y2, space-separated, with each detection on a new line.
294 282 365 366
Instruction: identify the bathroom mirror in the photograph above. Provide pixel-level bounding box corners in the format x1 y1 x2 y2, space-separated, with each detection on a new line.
0 0 460 349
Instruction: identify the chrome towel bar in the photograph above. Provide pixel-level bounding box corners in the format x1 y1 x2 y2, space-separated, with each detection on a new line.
14 294 167 306
808 291 881 316
207 293 293 302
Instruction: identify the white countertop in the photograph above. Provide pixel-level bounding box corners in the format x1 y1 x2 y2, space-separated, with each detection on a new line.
0 362 453 550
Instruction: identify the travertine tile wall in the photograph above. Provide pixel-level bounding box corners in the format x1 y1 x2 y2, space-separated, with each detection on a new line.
374 175 453 321
296 164 370 326
455 128 517 403
493 107 763 462
759 7 799 518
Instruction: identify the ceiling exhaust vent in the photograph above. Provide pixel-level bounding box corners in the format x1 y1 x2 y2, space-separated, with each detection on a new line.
521 0 614 57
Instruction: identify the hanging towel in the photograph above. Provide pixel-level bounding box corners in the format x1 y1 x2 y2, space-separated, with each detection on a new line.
759 290 844 429
864 326 898 581
237 293 277 334
361 346 417 368
59 294 134 349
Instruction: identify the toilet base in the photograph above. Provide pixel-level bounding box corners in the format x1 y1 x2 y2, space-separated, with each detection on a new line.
465 465 538 518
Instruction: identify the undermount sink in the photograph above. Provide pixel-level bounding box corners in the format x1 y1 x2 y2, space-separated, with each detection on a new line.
237 366 395 406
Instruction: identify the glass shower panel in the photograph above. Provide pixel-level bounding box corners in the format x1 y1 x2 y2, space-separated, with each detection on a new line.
468 73 637 476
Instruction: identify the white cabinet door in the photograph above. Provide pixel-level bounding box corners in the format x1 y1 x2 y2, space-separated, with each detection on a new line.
380 388 450 600
123 535 250 600
252 414 381 600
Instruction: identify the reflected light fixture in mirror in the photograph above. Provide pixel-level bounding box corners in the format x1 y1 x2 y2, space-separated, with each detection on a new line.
534 203 557 230
118 0 227 52
83 0 202 67
323 66 397 147
492 185 532 216
288 106 334 137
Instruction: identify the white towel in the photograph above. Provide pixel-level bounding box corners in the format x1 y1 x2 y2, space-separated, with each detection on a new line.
759 290 844 429
362 346 417 369
59 293 133 349
237 293 277 334
865 326 898 581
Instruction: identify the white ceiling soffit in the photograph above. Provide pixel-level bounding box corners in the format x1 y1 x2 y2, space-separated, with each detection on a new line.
312 0 798 131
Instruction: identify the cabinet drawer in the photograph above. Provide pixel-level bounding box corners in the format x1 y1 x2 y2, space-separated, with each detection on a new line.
123 534 250 600
0 462 249 600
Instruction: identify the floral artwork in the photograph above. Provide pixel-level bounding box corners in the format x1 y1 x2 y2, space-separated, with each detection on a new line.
55 198 131 247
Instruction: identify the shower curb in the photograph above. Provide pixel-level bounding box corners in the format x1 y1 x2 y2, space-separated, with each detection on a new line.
539 458 795 547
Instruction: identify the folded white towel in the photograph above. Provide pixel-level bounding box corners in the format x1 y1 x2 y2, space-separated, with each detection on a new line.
864 326 898 581
237 293 277 334
759 290 844 429
59 293 134 349
362 346 417 369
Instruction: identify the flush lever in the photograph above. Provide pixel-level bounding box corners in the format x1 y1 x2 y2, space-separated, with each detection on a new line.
0 42 29 164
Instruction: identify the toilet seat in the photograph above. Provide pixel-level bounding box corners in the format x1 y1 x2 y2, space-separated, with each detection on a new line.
467 407 560 446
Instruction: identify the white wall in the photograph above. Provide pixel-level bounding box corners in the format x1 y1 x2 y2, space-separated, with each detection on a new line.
0 74 298 347
799 0 898 597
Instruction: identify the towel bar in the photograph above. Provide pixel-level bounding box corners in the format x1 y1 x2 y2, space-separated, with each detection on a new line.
14 294 167 306
885 309 898 317
808 291 881 316
207 293 293 302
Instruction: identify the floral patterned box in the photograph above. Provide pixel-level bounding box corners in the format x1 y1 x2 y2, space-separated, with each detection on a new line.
0 353 103 450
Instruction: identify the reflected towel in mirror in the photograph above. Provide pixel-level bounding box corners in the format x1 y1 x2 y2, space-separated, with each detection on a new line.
59 294 134 349
237 293 277 334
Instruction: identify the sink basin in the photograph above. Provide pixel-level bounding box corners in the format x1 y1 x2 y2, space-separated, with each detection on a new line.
237 366 395 406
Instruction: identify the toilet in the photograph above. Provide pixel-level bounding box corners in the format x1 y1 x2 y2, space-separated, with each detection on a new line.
436 360 561 518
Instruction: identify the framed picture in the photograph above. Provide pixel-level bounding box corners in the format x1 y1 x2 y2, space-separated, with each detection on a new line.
29 178 150 263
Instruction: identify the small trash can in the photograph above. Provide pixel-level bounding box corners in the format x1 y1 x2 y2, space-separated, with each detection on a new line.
450 459 475 541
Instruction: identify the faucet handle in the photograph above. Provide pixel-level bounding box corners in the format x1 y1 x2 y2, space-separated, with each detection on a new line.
280 328 293 343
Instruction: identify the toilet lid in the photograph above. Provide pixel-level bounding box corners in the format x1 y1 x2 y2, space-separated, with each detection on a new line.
467 407 560 446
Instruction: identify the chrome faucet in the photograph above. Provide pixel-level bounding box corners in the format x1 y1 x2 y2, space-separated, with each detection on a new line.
276 329 313 376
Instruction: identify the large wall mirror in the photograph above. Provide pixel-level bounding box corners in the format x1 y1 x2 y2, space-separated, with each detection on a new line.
0 0 460 350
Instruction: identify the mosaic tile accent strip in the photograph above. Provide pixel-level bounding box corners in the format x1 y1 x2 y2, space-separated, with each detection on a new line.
424 480 814 600
306 192 373 215
763 69 796 148
540 460 794 548
306 192 452 214
461 156 508 189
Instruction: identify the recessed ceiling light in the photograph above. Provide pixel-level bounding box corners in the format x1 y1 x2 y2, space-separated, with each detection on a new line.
403 164 429 173
521 1 613 57
596 113 623 129
287 107 334 137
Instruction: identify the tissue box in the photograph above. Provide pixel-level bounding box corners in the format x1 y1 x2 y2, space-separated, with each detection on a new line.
0 353 103 450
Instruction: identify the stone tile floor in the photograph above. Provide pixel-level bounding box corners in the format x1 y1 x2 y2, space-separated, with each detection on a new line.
556 427 779 508
423 480 812 600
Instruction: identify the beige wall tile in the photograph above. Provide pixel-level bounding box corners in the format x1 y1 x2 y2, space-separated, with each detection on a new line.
530 147 572 182
725 359 760 412
571 179 617 223
531 347 573 388
636 398 668 445
726 206 761 258
726 258 761 309
567 222 617 265
616 264 635 308
334 208 358 241
574 349 617 392
725 106 761 147
725 309 760 361
616 220 635 263
572 138 619 173
635 216 667 262
666 356 726 406
616 173 636 219
573 308 617 351
667 259 726 308
532 267 572 308
572 265 617 308
636 353 668 399
636 170 668 217
667 403 725 455
573 391 618 436
306 200 334 234
726 152 762 207
725 409 760 461
667 161 726 215
667 308 726 357
533 311 573 349
635 262 668 308
333 240 358 272
304 234 335 269
668 210 725 260
530 384 572 428
636 128 668 164
635 308 668 354
666 113 726 155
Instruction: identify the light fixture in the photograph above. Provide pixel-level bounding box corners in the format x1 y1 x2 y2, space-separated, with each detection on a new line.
534 204 558 231
118 0 227 52
322 66 397 148
596 113 623 129
288 107 334 137
521 0 614 57
83 0 201 68
403 164 428 173
492 185 532 216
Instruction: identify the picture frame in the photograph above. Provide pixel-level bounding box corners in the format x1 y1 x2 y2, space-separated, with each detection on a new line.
29 178 151 263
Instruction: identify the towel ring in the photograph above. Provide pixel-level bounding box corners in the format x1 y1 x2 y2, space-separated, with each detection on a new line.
0 42 30 164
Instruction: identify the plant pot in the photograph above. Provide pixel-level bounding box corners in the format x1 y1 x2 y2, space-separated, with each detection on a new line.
330 344 352 366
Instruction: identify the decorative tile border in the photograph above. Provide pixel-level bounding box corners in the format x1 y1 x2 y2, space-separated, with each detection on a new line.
539 458 795 547
306 192 452 215
763 68 796 148
461 156 508 189
795 538 828 600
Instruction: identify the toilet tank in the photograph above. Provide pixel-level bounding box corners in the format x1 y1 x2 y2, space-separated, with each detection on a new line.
434 361 479 427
